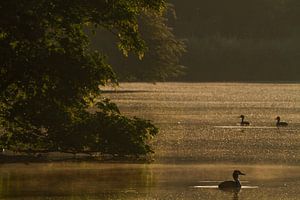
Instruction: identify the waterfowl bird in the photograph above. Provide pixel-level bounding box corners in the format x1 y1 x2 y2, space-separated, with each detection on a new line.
276 116 288 127
239 115 250 126
218 170 245 190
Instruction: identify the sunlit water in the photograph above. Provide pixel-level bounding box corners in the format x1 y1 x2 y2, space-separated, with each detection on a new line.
1 83 300 199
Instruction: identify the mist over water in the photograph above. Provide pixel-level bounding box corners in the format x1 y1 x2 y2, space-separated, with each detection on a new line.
1 83 300 199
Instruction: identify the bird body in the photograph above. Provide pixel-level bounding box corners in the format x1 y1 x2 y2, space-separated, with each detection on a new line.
218 180 241 189
276 116 288 127
219 170 245 191
239 115 250 126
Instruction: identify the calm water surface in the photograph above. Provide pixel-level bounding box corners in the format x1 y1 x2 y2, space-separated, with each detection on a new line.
1 83 300 199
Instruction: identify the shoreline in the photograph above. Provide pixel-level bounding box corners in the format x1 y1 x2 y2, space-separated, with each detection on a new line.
1 154 299 166
0 153 153 164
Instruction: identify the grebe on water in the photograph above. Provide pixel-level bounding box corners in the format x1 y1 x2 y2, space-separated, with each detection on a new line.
276 116 288 127
239 115 250 126
218 170 245 190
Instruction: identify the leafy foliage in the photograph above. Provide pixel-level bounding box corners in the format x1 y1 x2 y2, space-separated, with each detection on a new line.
90 4 186 81
0 0 164 155
118 6 186 81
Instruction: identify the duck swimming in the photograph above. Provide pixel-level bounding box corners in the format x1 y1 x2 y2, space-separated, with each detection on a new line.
276 116 288 127
239 115 250 126
218 170 245 191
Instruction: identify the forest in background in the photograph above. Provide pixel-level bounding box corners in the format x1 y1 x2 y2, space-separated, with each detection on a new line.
92 0 300 82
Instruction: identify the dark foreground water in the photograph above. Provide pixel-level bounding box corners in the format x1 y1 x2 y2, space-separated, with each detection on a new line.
1 83 300 199
1 163 300 200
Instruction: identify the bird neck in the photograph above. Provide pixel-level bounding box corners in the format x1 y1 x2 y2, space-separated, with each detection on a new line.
235 179 241 187
233 173 239 181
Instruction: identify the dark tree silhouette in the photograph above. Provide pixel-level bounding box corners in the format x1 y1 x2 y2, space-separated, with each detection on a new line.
0 0 164 155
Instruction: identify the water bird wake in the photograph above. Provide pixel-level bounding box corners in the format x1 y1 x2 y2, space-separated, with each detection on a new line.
191 185 258 189
214 125 278 129
191 170 258 190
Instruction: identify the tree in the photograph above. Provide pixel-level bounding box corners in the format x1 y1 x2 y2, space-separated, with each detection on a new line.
0 0 164 155
90 4 186 81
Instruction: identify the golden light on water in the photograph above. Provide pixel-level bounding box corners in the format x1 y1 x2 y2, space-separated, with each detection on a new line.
1 82 299 199
103 82 300 164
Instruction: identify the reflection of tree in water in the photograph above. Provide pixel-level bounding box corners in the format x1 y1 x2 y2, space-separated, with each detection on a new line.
98 165 157 192
0 164 157 199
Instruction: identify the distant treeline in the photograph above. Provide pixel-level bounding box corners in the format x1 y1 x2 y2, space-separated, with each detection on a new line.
91 0 300 82
170 0 300 81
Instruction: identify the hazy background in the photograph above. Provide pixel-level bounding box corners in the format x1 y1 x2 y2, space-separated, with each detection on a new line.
169 0 300 82
91 0 300 82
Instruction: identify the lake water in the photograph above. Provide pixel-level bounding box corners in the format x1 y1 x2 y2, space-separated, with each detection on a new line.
1 83 300 199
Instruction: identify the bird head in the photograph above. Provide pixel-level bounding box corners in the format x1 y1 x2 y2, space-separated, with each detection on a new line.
233 170 245 175
233 170 245 181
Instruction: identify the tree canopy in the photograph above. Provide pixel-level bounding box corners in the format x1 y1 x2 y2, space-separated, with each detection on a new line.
90 4 186 81
0 0 165 155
